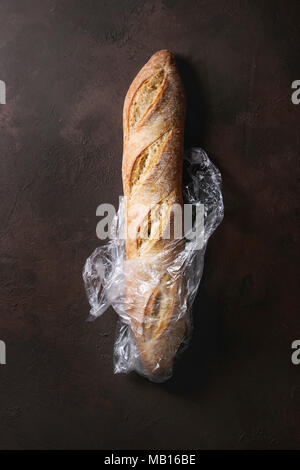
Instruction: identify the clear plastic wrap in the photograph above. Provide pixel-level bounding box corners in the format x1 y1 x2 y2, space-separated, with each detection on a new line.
83 147 224 382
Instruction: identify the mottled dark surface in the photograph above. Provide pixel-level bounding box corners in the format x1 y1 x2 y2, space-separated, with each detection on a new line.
0 0 299 450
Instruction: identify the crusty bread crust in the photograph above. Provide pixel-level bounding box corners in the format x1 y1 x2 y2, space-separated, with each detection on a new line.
122 50 186 375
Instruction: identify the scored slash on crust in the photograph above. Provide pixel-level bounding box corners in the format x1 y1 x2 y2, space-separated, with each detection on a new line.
129 68 167 133
129 130 172 192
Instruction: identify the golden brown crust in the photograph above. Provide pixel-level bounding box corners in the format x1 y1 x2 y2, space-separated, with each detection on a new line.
122 50 186 375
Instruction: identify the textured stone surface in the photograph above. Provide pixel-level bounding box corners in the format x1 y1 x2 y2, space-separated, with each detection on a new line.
0 0 299 449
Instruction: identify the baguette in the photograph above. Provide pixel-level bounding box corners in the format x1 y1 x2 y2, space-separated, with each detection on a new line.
122 50 186 376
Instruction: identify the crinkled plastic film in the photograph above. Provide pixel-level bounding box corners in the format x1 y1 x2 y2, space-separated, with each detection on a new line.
83 148 224 382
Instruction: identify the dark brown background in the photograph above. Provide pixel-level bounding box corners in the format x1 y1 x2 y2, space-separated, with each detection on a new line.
0 0 299 450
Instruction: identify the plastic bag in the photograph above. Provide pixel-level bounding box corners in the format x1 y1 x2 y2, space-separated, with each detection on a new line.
83 147 224 382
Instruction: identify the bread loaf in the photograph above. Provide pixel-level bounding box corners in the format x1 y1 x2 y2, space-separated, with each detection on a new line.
122 50 186 376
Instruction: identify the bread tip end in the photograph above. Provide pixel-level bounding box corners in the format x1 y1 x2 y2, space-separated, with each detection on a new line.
149 49 175 67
